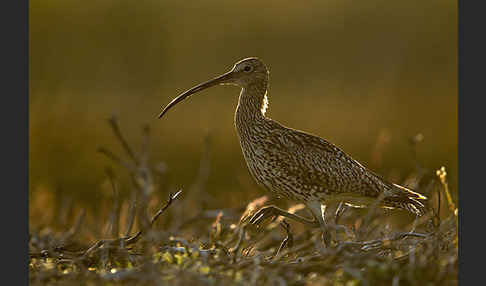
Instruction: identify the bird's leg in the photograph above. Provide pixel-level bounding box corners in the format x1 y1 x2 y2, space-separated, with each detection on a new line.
306 202 332 247
323 202 352 237
334 202 347 225
249 205 320 228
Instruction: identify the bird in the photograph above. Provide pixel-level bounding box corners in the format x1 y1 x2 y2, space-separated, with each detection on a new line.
158 57 427 246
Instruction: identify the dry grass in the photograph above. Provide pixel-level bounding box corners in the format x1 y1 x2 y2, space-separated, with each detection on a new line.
29 119 458 285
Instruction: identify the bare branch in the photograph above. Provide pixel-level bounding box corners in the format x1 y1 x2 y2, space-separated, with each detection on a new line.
106 167 120 238
97 147 136 172
108 116 139 165
61 209 86 243
140 124 151 165
125 190 182 245
274 219 293 259
124 191 138 237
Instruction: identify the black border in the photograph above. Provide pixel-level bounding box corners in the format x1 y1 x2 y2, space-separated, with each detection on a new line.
459 0 484 285
2 0 29 283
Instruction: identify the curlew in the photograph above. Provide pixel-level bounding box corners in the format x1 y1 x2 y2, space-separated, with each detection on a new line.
158 57 427 245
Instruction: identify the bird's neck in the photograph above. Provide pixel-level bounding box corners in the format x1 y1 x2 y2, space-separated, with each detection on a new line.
235 81 269 131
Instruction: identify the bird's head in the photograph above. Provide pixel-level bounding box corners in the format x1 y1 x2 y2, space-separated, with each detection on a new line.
158 57 269 118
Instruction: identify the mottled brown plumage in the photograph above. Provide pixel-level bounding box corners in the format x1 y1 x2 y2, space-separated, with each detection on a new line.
158 57 427 244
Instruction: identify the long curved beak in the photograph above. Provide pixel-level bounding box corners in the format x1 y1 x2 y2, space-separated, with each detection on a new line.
158 71 234 119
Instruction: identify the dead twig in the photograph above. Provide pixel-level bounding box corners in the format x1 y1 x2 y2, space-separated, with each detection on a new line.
356 192 387 240
124 191 138 237
229 225 247 262
108 116 139 165
105 167 120 238
140 124 151 166
339 231 428 252
125 190 182 245
60 208 86 243
274 220 293 259
80 190 182 259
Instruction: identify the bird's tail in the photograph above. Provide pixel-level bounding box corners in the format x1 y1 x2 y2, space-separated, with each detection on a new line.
385 184 428 216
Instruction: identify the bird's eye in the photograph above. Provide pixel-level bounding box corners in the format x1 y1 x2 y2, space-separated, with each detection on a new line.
243 66 253 73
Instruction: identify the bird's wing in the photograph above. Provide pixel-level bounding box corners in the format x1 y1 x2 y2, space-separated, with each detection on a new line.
263 119 427 215
267 124 398 199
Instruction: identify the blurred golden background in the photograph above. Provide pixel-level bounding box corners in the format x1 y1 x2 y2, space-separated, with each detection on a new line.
30 0 457 224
